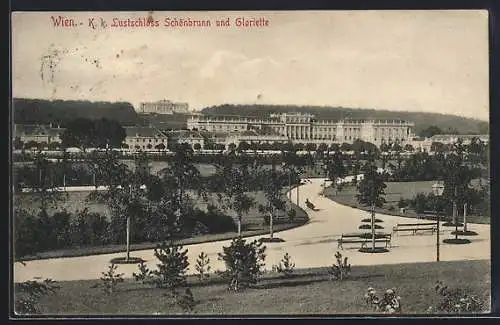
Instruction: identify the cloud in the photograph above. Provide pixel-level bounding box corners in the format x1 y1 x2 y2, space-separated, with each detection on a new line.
199 50 247 79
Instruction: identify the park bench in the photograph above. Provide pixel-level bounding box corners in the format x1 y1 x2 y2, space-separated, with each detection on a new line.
337 233 392 250
417 211 439 221
392 222 437 235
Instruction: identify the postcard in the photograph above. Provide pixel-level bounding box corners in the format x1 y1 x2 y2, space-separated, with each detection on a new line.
11 10 490 317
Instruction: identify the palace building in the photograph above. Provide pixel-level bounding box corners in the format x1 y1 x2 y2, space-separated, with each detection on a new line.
187 112 414 146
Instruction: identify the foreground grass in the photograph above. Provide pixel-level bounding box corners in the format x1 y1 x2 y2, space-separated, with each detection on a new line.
323 182 490 224
26 260 490 315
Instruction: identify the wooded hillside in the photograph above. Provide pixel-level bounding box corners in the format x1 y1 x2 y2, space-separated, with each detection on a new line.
13 98 140 126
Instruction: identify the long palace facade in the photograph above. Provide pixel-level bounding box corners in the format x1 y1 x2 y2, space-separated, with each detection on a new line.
187 112 414 145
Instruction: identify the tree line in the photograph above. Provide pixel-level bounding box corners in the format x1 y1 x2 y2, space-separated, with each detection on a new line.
13 145 306 260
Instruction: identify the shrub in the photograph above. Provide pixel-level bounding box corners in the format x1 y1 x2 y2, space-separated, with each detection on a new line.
365 287 402 314
15 278 59 315
287 209 297 220
428 281 486 314
132 242 189 296
152 242 189 295
195 252 211 282
359 224 384 230
50 211 72 249
96 263 124 295
14 208 39 258
328 251 351 280
273 252 295 278
176 288 195 313
194 207 236 233
217 238 267 291
133 261 154 284
398 197 409 209
388 205 395 211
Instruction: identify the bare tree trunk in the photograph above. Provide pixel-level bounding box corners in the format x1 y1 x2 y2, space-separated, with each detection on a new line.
371 204 376 251
288 171 292 202
126 215 130 262
269 209 274 239
296 180 300 206
452 187 458 224
452 200 457 225
463 203 468 232
237 215 242 238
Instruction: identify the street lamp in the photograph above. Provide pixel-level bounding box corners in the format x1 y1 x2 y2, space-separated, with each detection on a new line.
432 182 445 262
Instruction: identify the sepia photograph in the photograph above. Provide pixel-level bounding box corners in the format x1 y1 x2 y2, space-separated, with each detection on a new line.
10 10 490 316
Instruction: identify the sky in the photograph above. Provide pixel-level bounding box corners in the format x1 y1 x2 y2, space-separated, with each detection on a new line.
11 10 489 121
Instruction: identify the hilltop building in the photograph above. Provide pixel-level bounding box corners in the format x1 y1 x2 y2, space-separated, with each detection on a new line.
139 100 189 115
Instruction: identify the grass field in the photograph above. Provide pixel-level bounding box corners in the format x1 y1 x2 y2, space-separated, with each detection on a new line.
323 180 490 224
24 260 490 315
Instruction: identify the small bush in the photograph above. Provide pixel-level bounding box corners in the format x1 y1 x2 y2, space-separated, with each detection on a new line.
133 261 154 284
359 224 384 230
15 278 60 315
428 281 486 314
365 287 402 314
388 205 395 211
328 251 351 280
273 252 295 278
151 242 189 295
176 288 195 313
96 263 124 295
194 207 236 233
217 238 267 291
398 197 409 209
195 252 211 282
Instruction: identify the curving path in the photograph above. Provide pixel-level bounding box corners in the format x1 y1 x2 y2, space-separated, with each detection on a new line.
13 178 490 283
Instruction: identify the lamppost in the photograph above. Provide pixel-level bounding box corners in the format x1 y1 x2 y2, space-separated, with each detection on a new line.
432 182 445 262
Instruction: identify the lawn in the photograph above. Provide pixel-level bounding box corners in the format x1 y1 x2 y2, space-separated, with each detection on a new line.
323 181 490 224
24 259 490 315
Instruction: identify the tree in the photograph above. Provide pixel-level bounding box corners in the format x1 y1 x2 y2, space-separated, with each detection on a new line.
305 143 317 152
24 152 67 217
379 143 390 152
324 151 346 194
155 143 166 150
214 152 255 237
193 143 201 151
356 163 387 252
431 142 445 153
238 141 250 151
60 117 126 150
93 118 126 148
340 142 352 152
160 143 204 236
59 117 95 150
392 143 402 153
14 137 24 150
317 143 328 153
259 164 286 240
403 144 414 152
420 125 442 138
87 149 141 261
